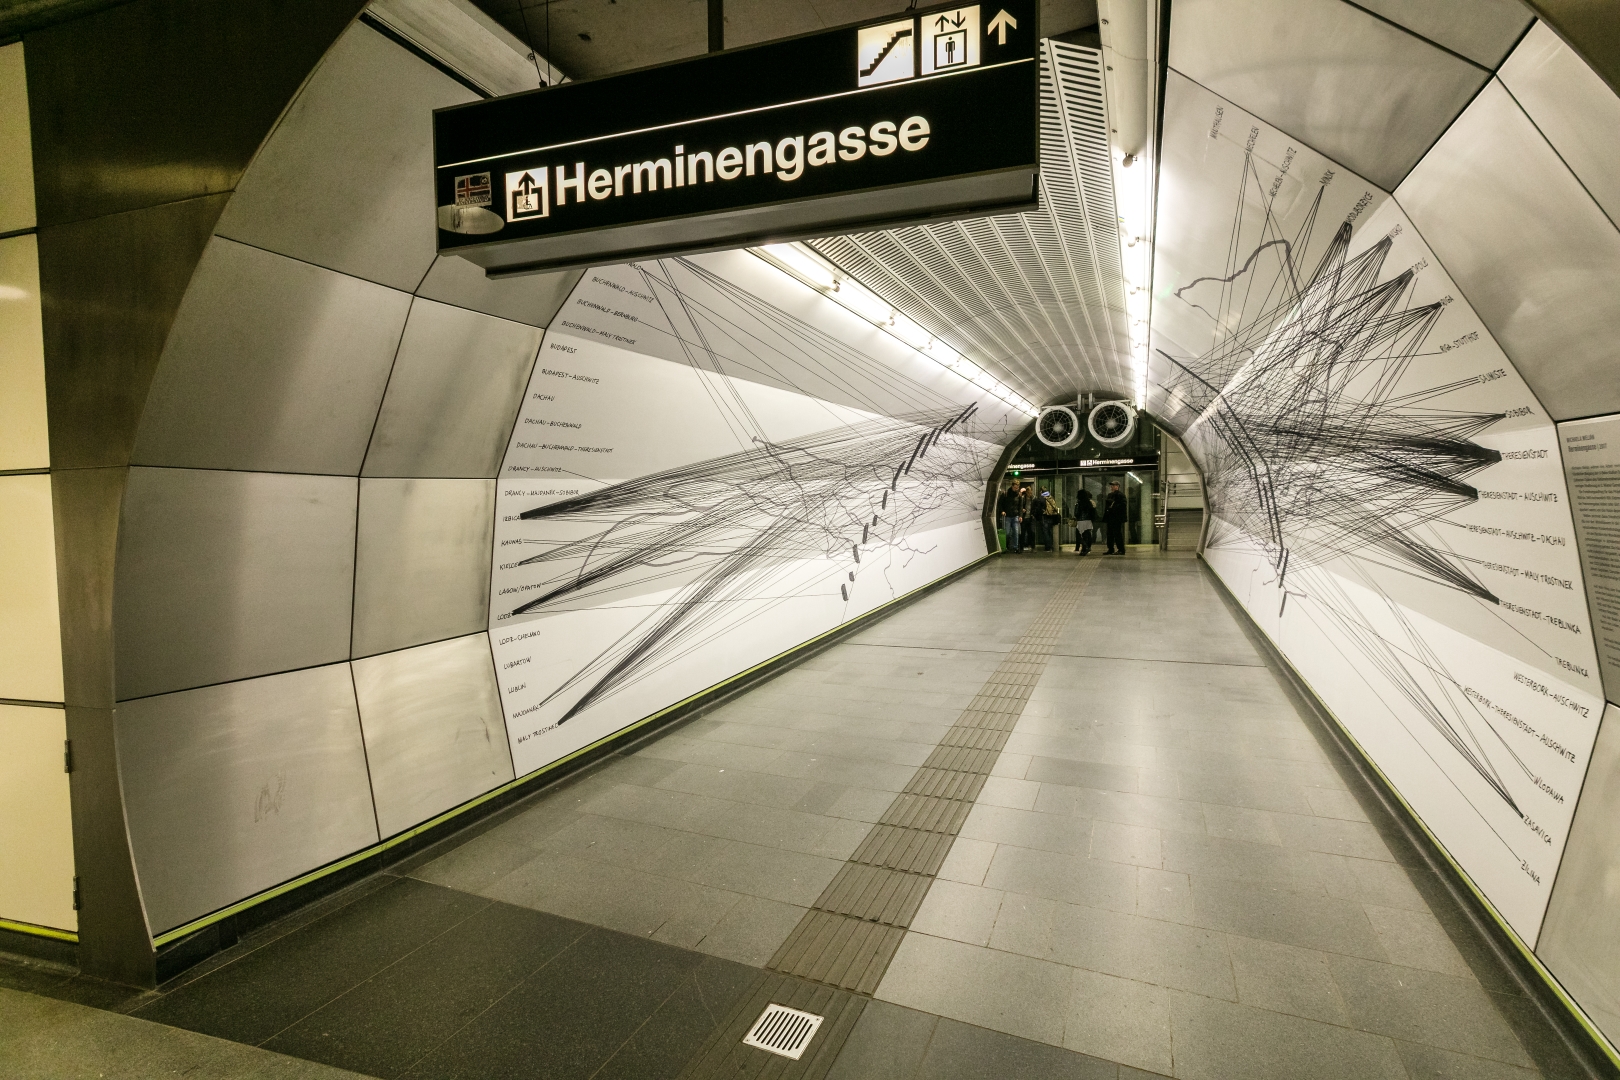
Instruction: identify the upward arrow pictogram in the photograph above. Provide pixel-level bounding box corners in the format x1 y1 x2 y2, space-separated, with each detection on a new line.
987 9 1017 44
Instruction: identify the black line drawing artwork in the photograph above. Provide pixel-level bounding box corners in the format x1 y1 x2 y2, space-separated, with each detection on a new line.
509 406 981 723
497 255 1010 729
1151 151 1556 833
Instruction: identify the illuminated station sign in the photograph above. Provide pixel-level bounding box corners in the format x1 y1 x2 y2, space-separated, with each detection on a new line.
433 0 1038 275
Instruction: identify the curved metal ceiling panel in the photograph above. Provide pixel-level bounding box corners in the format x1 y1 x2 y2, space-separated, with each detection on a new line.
1500 21 1620 228
1353 0 1533 69
215 20 478 292
133 237 412 476
1169 0 1488 191
1397 78 1620 421
809 40 1130 409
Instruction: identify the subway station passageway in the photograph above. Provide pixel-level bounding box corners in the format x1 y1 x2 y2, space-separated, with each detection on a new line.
2 553 1587 1079
5 0 1620 1076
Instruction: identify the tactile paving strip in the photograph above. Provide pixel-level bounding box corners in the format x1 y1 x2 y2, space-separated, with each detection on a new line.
766 559 1098 993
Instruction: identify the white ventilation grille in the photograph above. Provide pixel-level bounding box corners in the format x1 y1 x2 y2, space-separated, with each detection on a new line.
742 1003 824 1060
810 40 1131 410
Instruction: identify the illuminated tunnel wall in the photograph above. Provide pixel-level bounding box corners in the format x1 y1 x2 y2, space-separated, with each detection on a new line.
1140 0 1620 1049
90 11 1022 945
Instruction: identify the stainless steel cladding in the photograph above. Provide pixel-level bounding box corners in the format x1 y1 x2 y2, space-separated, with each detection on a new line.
415 258 583 329
1538 704 1620 1045
362 299 543 478
352 478 495 657
212 21 478 292
1396 79 1620 422
1169 0 1487 191
114 468 358 700
116 663 379 934
131 238 411 475
352 633 513 838
1498 22 1620 230
1350 0 1530 68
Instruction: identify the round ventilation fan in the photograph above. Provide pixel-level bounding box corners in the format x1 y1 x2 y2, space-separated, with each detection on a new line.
1036 405 1083 448
1087 401 1137 447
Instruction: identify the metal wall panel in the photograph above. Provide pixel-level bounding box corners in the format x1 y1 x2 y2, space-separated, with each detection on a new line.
0 42 34 235
131 238 411 475
22 0 363 228
0 704 75 931
39 194 226 471
114 468 357 701
0 234 48 471
1397 79 1620 421
1168 0 1488 191
352 633 512 838
414 257 582 330
0 474 63 703
1352 0 1532 69
51 468 123 710
365 0 552 96
1500 21 1620 228
361 298 541 478
352 477 494 657
1540 703 1620 1044
214 21 476 293
116 664 379 934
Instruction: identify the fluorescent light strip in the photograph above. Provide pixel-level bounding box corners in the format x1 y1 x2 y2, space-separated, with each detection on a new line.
752 243 1040 416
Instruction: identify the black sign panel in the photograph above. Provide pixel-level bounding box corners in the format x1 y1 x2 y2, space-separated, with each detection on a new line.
433 0 1038 275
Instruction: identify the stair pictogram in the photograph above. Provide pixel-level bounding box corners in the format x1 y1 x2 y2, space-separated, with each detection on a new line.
859 26 912 78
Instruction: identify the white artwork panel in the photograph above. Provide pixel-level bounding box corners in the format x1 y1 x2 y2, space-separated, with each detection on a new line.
491 251 1019 778
1152 71 1602 941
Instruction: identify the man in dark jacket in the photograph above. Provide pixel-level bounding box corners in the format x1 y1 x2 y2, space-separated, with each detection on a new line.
997 483 1023 552
1103 481 1128 555
1017 486 1035 551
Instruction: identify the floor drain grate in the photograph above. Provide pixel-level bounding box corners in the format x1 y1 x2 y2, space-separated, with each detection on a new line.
741 1003 824 1060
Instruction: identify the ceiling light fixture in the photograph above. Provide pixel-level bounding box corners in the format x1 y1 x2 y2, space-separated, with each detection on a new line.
752 243 1039 416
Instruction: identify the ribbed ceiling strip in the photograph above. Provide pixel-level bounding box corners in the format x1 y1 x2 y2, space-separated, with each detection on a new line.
809 40 1132 409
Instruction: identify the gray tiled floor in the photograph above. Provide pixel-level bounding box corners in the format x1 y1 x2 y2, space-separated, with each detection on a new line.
0 986 369 1079
406 550 1573 1079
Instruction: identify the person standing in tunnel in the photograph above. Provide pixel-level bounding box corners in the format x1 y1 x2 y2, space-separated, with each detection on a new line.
1103 481 1128 555
1038 489 1061 551
997 482 1023 553
1017 484 1035 551
1073 486 1096 555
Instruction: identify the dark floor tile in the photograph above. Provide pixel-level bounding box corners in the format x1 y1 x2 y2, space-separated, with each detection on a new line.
135 877 490 1046
1395 1039 1541 1080
401 927 706 1080
1328 954 1534 1068
1485 988 1602 1080
160 875 404 995
0 959 76 996
918 1017 1119 1080
35 974 155 1013
825 998 939 1080
594 954 759 1080
263 900 591 1077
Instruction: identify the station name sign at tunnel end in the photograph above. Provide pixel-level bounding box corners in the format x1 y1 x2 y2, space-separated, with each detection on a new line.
433 0 1038 275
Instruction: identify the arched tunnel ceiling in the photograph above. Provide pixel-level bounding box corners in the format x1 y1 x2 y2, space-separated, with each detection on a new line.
810 41 1131 411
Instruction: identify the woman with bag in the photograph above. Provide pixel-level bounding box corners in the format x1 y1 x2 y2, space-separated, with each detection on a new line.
1072 487 1096 556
